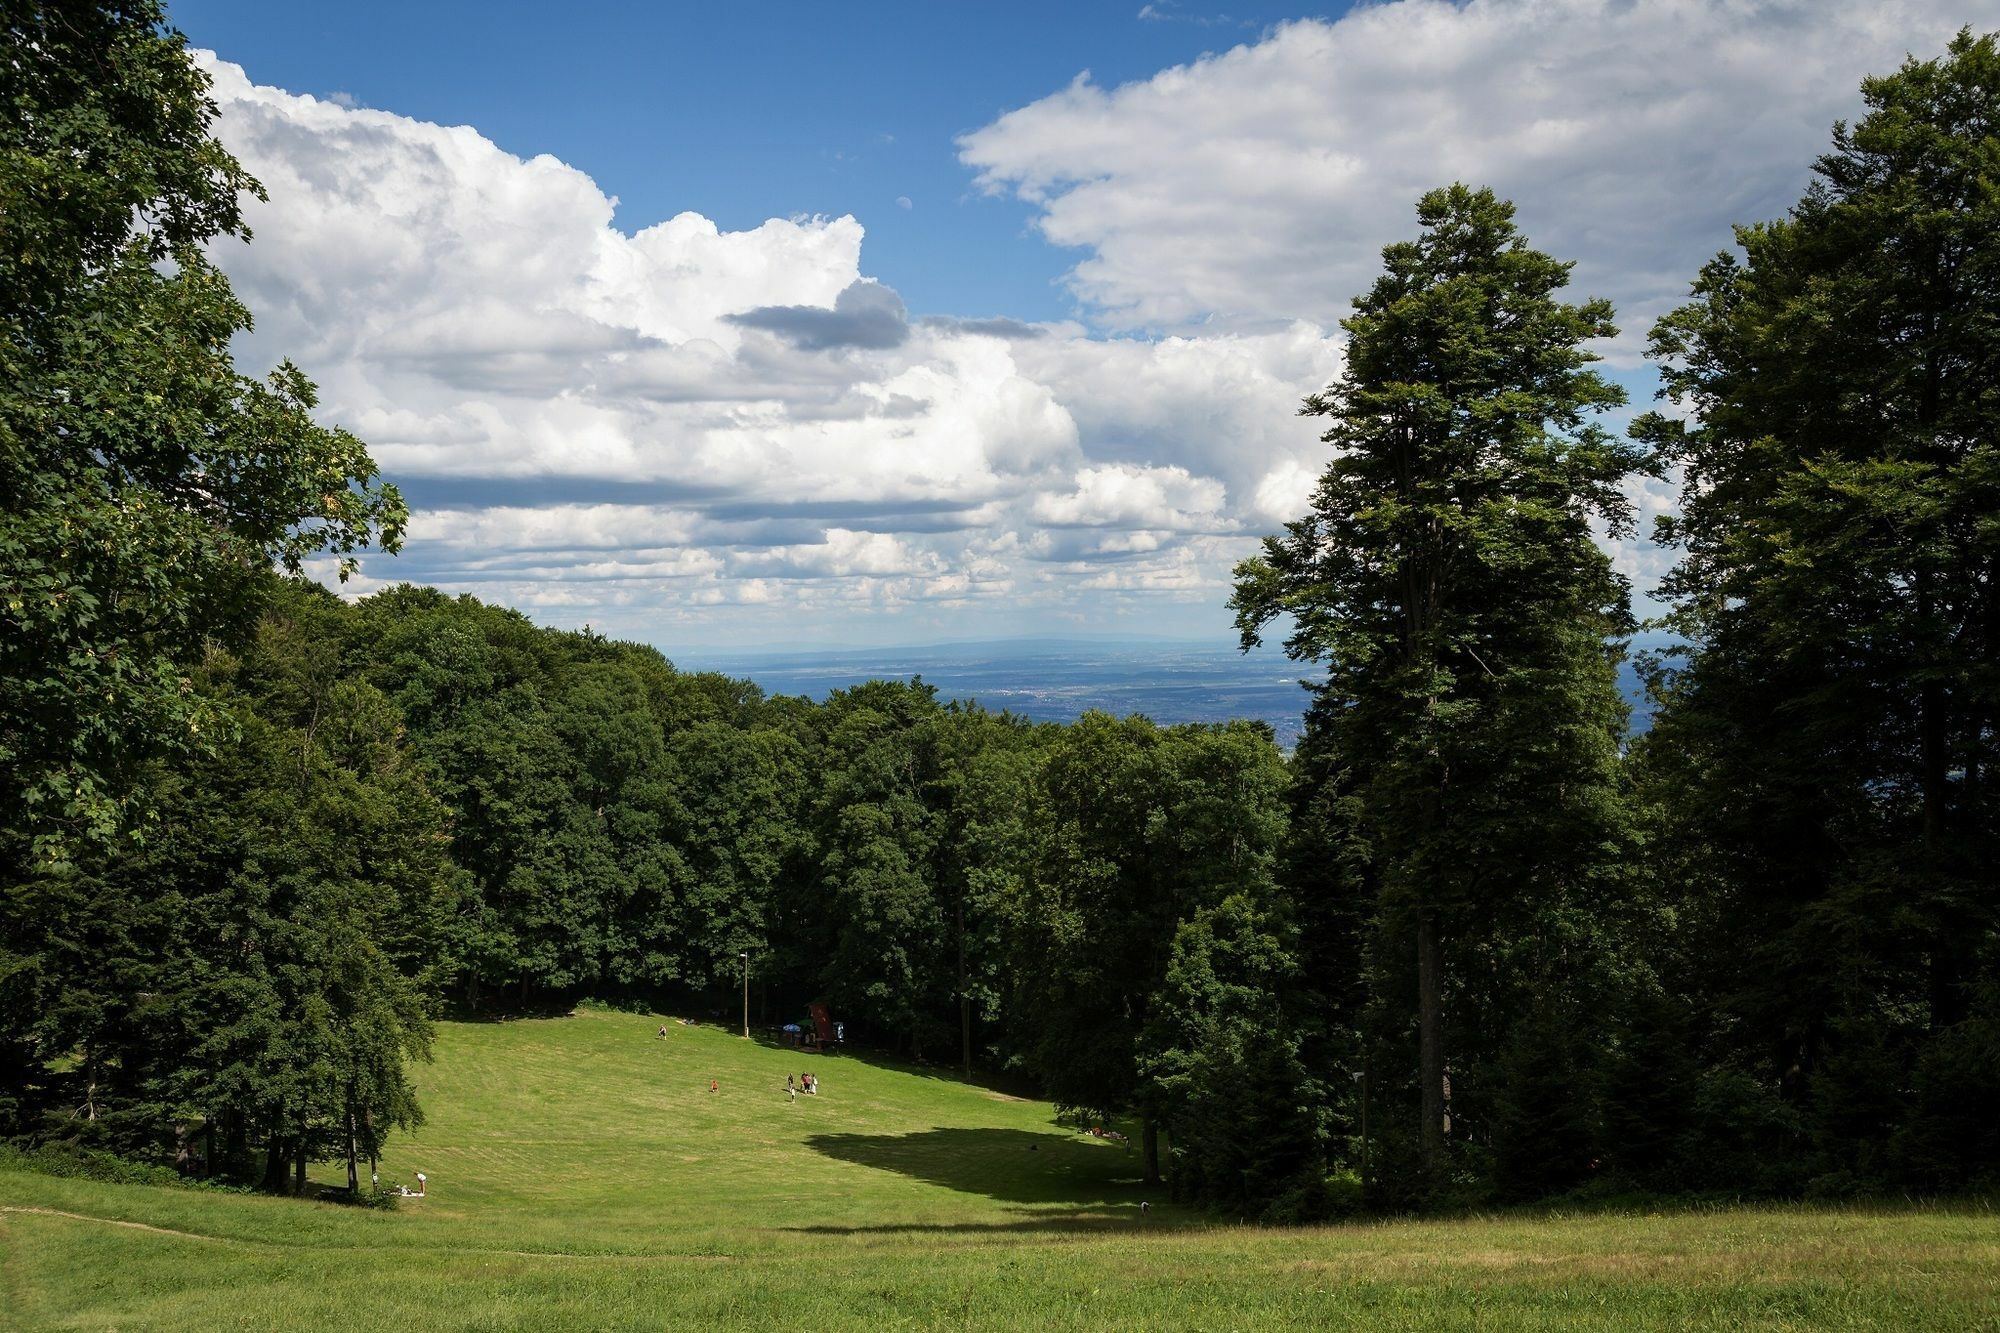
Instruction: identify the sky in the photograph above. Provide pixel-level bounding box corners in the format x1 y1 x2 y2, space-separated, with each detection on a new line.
172 0 1998 651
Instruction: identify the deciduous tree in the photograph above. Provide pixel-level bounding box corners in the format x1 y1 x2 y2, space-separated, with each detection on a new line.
0 1 403 863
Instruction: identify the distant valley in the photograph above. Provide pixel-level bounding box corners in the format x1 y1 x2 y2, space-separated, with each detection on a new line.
676 637 1661 748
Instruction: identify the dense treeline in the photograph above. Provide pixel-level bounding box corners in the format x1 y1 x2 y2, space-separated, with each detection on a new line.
1 574 1298 1193
2 4 1996 1214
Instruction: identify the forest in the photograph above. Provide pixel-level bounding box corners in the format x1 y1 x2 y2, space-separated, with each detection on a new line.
1 3 1995 1219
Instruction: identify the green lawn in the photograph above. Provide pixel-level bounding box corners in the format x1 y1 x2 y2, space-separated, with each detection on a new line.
3 1008 1995 1330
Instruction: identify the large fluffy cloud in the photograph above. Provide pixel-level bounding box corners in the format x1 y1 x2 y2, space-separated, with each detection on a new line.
203 1 1990 645
961 0 2000 357
200 53 1331 643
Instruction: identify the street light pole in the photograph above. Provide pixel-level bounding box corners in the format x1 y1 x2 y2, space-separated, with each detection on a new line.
739 951 749 1039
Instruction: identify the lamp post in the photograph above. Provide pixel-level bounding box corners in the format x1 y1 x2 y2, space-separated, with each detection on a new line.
739 951 749 1039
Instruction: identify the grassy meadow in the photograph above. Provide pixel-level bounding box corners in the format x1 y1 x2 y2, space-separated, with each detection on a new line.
2 1007 1995 1330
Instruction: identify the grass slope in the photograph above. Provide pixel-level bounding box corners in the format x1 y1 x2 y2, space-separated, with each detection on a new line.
2 1008 1995 1330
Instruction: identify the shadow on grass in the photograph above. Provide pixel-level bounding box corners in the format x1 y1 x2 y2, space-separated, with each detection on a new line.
803 1126 1151 1209
443 994 584 1023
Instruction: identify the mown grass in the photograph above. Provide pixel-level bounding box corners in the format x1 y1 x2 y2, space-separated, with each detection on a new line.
3 1007 1995 1330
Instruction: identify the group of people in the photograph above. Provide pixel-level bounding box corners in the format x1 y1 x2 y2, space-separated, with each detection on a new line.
654 1021 822 1104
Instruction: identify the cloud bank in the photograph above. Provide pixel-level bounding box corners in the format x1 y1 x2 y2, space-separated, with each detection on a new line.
203 53 1335 643
963 0 1997 359
200 0 2000 645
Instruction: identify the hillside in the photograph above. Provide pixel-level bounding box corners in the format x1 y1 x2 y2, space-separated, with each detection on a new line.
3 1009 1996 1331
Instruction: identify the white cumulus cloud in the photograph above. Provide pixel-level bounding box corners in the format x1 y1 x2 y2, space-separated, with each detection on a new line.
961 0 2000 359
198 47 1312 643
196 1 1978 644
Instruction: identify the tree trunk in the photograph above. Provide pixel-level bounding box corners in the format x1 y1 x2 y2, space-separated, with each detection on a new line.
958 897 972 1080
346 1102 359 1194
1417 906 1445 1175
222 1114 244 1180
1916 568 1965 1030
293 1142 307 1195
261 1133 287 1193
1142 1118 1161 1185
1921 678 1948 847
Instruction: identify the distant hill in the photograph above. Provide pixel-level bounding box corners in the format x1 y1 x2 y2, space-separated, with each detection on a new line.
678 636 1664 748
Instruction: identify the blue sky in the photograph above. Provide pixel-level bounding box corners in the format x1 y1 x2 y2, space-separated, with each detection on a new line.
176 1 1346 326
171 1 1996 651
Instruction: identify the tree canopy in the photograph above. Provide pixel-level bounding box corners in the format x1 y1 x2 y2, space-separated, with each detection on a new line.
4 4 1997 1214
1630 28 2000 1192
0 0 403 862
1233 184 1641 1187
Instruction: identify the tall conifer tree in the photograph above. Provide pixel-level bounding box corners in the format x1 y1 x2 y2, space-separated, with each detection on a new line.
1234 185 1640 1180
1635 32 2000 1180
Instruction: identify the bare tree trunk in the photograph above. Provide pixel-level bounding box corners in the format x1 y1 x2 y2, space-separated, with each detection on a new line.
222 1115 243 1180
1417 906 1444 1175
958 897 972 1079
346 1101 359 1194
1917 569 1965 1030
262 1131 287 1193
293 1141 307 1195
